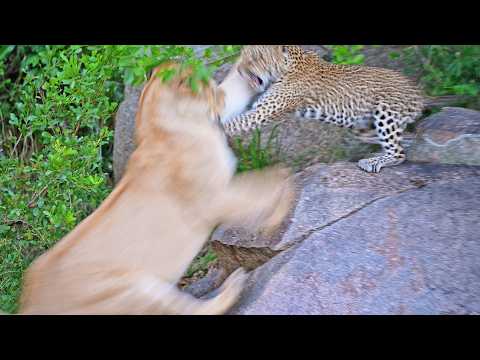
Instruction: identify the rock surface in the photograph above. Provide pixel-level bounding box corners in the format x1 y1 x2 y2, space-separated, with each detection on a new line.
183 267 226 299
211 162 464 273
225 162 480 315
361 45 413 74
407 107 480 166
113 85 143 183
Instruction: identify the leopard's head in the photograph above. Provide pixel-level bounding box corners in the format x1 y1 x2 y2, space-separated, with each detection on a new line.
235 45 289 93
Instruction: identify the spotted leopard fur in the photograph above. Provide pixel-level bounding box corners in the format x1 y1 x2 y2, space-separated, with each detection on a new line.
222 45 425 173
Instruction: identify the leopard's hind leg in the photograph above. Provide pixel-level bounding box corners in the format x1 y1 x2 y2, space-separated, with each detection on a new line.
357 104 407 173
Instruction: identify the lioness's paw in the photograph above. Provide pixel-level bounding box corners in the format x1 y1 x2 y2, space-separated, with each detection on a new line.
261 170 295 235
215 267 248 309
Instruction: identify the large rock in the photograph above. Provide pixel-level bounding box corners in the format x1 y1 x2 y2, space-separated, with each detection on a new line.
361 45 413 74
407 107 480 166
113 85 143 183
225 162 480 314
212 162 479 272
211 162 431 273
183 267 226 299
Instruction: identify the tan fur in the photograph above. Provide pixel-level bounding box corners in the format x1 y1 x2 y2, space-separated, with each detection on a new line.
218 63 260 124
18 62 294 315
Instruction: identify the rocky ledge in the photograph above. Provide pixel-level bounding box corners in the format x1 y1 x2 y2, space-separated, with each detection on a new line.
190 108 480 314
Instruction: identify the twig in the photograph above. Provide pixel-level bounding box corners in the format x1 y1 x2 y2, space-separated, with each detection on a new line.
11 135 22 157
205 51 241 67
27 185 48 208
20 134 30 160
4 219 32 228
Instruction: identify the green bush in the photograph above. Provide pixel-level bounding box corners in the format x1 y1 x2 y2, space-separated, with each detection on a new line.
329 45 366 65
0 45 121 312
401 46 480 97
112 45 241 87
231 126 280 173
330 45 480 107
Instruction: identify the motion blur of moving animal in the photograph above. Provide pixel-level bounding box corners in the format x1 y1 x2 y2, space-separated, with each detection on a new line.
17 63 295 315
218 60 260 124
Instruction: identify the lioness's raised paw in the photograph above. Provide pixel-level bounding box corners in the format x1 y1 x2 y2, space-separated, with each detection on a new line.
211 267 248 313
218 267 248 293
259 167 295 235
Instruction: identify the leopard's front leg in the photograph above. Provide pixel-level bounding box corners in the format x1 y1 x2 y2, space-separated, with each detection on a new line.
223 82 303 137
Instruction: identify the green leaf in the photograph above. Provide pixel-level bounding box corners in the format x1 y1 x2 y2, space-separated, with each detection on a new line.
203 47 213 59
0 224 11 235
9 113 19 126
0 45 15 61
389 51 400 59
189 76 199 93
158 68 177 83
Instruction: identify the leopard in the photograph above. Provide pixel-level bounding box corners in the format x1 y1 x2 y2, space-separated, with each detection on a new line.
219 45 425 173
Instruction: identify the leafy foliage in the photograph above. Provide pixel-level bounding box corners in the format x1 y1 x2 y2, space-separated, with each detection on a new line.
399 46 480 105
113 45 241 88
184 247 217 278
0 45 121 312
231 126 280 173
329 45 366 65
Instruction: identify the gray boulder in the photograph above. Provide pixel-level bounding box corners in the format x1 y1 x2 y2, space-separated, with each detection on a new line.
113 85 143 183
211 162 477 270
183 267 227 299
211 162 427 273
407 107 480 166
226 162 480 315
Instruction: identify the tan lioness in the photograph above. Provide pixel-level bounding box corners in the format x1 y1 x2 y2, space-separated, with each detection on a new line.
17 63 294 315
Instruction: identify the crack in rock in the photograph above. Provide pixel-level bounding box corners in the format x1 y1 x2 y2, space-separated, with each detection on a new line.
284 185 424 251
